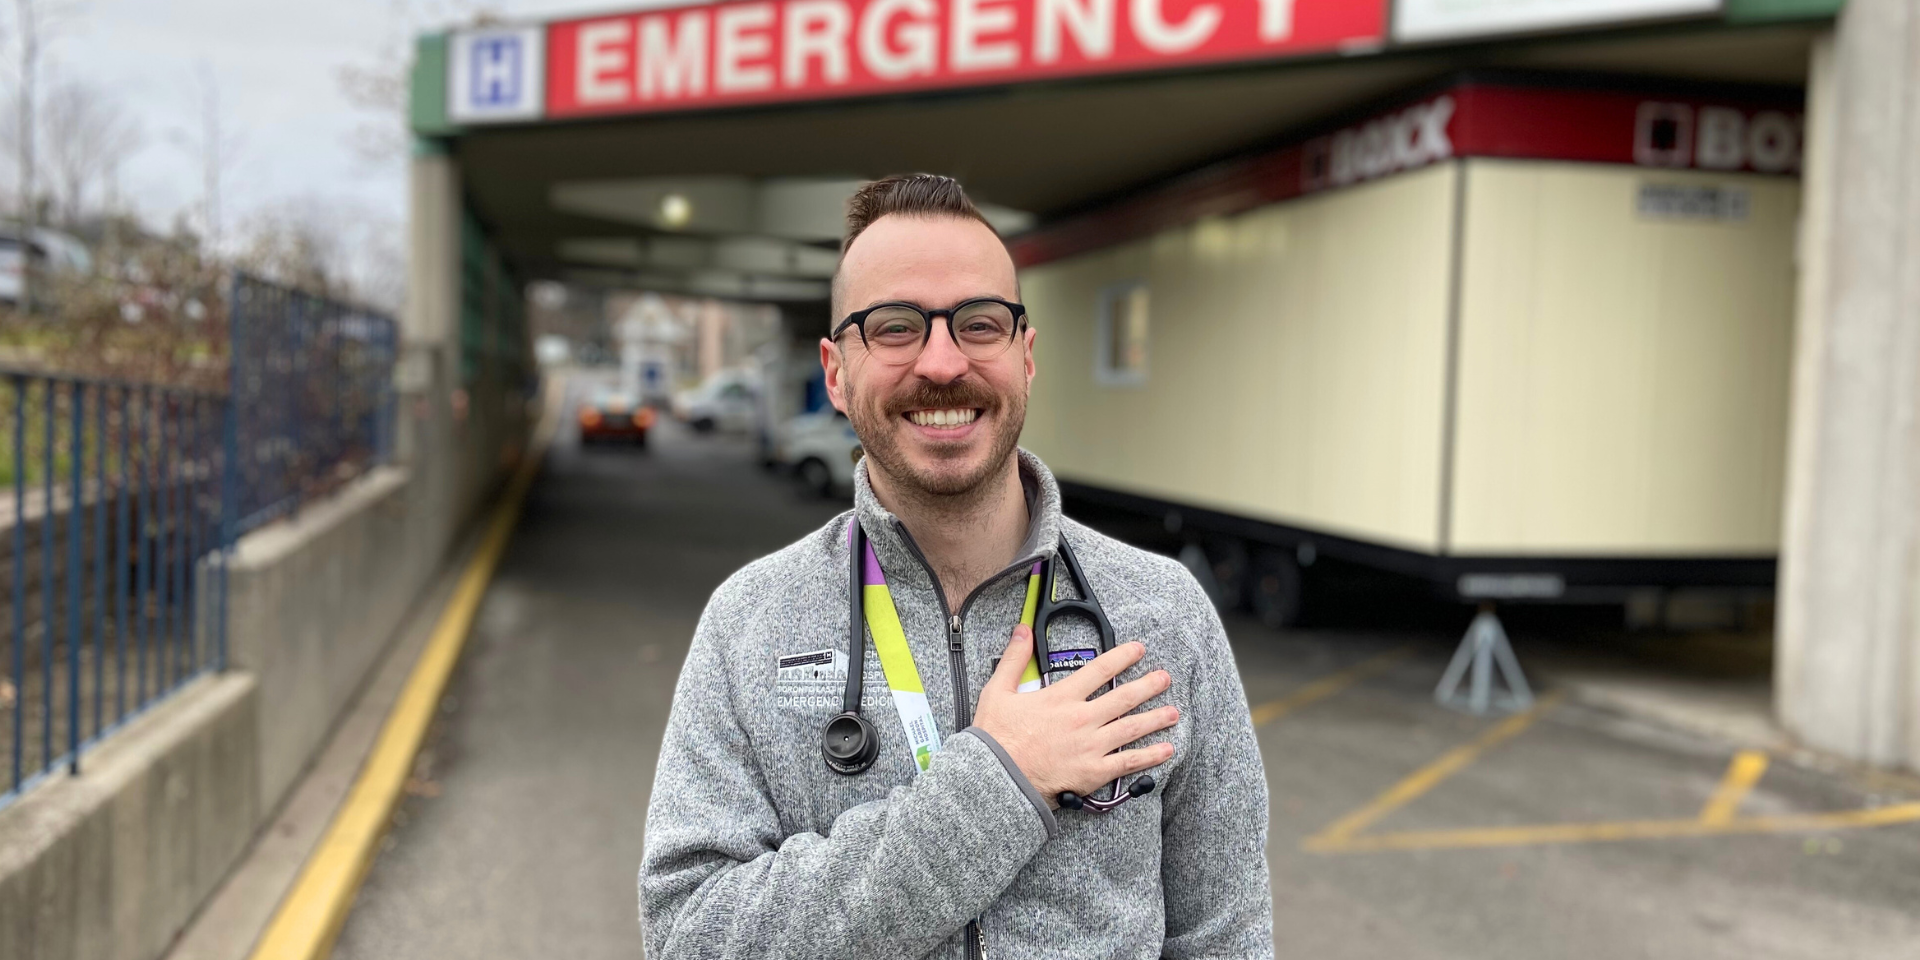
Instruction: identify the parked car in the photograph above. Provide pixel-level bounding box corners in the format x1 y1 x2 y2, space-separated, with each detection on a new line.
578 387 655 446
672 370 757 433
779 409 859 498
0 227 90 309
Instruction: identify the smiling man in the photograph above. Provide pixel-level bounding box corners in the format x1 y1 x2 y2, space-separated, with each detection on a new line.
640 175 1273 960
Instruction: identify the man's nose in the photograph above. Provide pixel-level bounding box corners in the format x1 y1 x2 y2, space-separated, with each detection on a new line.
911 319 970 383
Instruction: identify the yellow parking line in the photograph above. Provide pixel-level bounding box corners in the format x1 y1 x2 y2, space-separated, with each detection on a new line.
1310 801 1920 854
1304 692 1564 851
247 396 558 960
1250 645 1416 728
1700 750 1770 825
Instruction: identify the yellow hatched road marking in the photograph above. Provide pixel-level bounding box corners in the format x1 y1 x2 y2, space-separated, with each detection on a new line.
247 391 558 960
1700 750 1770 825
1312 802 1920 854
1303 693 1565 851
1302 696 1920 855
1250 645 1417 728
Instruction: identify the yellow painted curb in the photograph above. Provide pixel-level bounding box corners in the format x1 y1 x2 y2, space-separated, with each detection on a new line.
247 393 559 960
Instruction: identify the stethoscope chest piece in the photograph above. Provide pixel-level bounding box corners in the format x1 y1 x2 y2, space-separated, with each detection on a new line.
822 710 879 775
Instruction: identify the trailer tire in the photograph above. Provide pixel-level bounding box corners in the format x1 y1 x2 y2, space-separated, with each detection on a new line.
1178 543 1226 610
1205 537 1250 611
1250 548 1303 629
1180 538 1250 612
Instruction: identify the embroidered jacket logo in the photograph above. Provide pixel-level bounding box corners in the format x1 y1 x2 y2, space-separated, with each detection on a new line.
775 649 850 709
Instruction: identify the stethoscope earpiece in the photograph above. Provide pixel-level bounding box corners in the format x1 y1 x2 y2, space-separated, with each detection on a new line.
822 710 879 775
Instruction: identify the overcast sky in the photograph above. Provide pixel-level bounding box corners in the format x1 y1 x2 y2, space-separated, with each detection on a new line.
56 0 675 235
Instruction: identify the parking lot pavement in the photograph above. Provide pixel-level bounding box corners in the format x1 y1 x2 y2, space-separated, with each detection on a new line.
1235 619 1920 960
333 393 1920 959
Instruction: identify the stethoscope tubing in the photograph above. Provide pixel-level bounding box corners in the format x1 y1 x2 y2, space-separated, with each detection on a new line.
825 521 1155 812
1033 537 1153 813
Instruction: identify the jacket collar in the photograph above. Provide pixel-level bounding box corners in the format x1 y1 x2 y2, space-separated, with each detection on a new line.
851 448 1064 599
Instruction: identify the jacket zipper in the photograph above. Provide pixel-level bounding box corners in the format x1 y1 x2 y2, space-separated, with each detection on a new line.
892 521 1042 730
891 522 1042 960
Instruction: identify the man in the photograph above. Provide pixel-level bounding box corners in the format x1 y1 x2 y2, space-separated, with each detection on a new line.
640 175 1272 959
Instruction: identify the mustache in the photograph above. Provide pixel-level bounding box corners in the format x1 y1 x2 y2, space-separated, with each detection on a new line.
883 380 999 416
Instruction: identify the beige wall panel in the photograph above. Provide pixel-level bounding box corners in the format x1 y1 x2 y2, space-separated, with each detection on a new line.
1449 160 1798 556
1022 165 1457 551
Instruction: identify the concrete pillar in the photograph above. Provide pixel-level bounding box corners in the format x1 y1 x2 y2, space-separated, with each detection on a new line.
1777 4 1920 772
406 147 461 350
398 145 466 558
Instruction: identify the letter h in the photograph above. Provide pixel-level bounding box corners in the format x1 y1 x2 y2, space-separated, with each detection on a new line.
472 37 522 106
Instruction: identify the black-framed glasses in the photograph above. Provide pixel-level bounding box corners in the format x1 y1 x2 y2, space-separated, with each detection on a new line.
831 298 1028 366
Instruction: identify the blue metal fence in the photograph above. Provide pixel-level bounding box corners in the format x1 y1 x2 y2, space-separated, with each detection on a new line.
0 274 398 807
229 275 397 535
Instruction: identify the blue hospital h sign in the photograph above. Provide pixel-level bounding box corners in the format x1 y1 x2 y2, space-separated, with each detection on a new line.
471 36 523 107
449 26 546 123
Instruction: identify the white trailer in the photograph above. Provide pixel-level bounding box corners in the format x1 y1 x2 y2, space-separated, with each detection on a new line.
1014 74 1802 626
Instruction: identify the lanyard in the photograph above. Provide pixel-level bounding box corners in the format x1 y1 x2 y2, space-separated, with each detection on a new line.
860 539 1045 771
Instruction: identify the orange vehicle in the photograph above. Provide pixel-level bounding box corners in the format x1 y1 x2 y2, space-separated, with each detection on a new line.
578 388 655 446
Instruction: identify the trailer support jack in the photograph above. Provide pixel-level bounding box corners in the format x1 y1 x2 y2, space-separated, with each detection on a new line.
1435 604 1534 716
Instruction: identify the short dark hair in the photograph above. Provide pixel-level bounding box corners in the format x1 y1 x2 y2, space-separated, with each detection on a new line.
833 174 1007 320
842 174 999 254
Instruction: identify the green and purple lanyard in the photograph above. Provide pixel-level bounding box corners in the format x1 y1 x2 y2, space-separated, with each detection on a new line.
861 539 1047 771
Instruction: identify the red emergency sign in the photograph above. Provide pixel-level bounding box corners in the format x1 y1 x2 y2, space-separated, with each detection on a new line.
546 0 1387 118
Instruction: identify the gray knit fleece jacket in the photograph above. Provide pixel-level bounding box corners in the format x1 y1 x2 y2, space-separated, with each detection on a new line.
639 450 1273 959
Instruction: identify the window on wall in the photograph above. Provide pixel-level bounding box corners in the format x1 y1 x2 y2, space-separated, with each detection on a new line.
1096 281 1150 387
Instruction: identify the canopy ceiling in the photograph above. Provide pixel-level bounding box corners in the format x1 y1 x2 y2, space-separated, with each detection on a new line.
448 20 1819 299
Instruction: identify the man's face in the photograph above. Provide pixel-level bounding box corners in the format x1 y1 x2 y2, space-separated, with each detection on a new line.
822 214 1036 500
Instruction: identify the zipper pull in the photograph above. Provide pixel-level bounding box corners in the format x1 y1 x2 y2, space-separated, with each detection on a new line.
975 922 987 959
949 614 963 650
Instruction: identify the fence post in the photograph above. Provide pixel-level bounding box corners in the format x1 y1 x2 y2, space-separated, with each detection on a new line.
67 381 82 774
219 275 241 673
93 383 105 744
41 380 54 770
11 375 25 793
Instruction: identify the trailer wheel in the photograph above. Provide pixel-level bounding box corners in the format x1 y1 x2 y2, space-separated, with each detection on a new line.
1179 538 1250 612
1250 548 1303 629
1206 537 1250 611
1178 543 1226 610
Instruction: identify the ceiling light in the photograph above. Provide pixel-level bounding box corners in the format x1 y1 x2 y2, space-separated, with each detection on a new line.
659 193 693 229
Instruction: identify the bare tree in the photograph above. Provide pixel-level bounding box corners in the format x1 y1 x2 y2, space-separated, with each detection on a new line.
15 0 41 311
40 79 142 229
236 196 356 298
170 64 244 260
337 0 499 166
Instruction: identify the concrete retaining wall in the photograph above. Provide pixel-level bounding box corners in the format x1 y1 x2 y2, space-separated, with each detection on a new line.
0 674 256 960
228 466 438 810
0 342 530 960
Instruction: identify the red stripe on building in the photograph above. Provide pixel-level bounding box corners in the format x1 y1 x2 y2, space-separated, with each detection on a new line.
1010 79 1805 267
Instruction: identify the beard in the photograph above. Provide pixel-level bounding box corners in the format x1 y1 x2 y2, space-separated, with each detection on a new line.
846 374 1027 502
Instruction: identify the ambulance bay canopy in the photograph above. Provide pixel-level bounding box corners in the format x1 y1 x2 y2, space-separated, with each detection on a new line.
411 0 1832 294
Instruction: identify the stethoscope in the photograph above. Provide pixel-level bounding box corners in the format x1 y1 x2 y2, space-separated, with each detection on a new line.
821 522 1156 813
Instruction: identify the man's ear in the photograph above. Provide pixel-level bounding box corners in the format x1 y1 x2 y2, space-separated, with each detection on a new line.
820 337 851 413
1022 324 1037 388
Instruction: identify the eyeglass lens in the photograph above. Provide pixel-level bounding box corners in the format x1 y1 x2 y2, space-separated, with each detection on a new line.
860 302 1020 364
